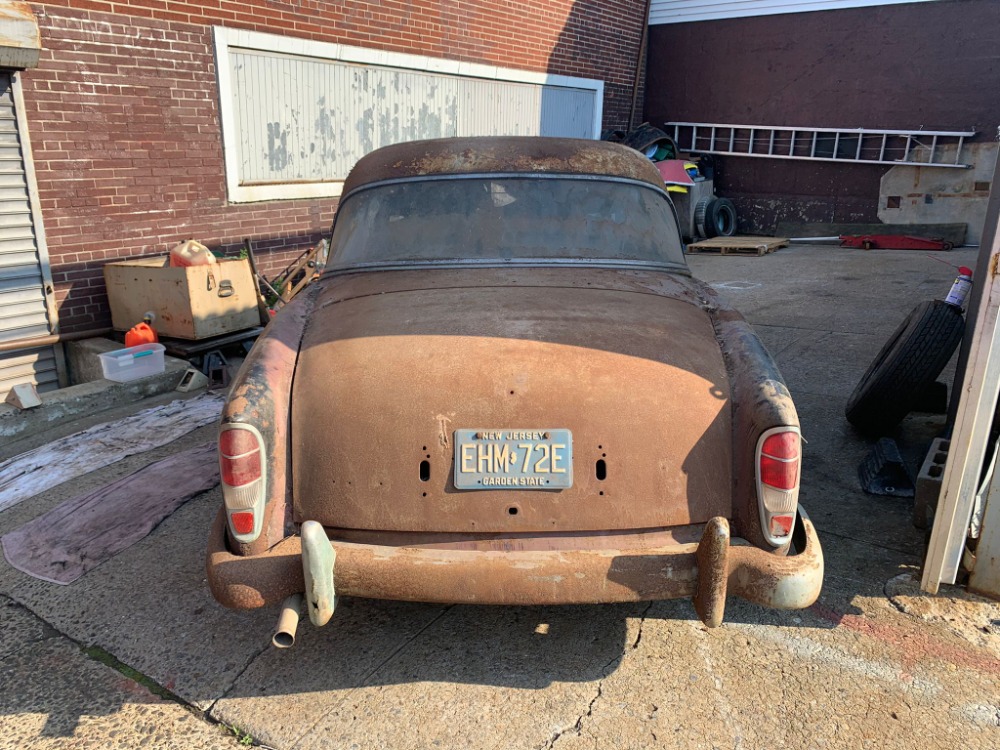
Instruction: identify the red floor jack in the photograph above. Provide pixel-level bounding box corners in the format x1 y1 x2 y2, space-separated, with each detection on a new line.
839 235 955 251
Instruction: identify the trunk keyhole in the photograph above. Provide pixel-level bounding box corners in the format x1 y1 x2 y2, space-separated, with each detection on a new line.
419 460 430 481
596 459 607 481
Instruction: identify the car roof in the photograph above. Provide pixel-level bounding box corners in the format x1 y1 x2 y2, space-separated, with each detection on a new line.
341 136 667 196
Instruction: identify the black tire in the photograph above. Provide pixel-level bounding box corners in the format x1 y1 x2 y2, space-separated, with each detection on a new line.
845 300 965 434
703 197 737 238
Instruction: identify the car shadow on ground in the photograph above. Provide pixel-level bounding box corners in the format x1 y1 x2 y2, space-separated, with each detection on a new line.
211 572 877 703
0 515 907 742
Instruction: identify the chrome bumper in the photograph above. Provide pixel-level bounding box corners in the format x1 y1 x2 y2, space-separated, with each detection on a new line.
206 508 823 628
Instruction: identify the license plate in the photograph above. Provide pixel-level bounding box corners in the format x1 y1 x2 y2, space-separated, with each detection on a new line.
453 429 573 490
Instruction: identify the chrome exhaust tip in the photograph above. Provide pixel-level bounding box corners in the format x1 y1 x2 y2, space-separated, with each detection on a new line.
272 593 303 649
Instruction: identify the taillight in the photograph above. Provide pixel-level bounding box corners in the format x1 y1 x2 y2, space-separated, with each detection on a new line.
756 427 801 546
220 424 266 543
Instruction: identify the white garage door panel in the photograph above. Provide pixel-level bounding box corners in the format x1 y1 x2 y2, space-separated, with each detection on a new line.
0 71 57 398
215 28 604 202
230 49 600 187
0 346 58 393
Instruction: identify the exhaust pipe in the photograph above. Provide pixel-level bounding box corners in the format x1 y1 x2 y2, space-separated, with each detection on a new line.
272 593 303 648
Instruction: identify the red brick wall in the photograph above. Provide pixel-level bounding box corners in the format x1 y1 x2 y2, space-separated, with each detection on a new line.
25 1 646 332
644 0 998 234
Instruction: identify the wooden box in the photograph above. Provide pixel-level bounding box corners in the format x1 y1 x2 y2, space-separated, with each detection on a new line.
104 257 259 340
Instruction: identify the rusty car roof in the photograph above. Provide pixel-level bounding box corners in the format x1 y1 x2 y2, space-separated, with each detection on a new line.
340 136 667 196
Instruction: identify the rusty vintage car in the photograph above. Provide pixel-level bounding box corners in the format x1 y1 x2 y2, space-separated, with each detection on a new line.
206 136 823 646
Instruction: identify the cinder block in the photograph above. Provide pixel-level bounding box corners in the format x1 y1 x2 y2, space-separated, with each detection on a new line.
914 437 950 529
65 337 124 385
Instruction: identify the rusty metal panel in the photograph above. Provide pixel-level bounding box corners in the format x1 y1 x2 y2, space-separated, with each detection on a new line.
205 505 823 614
340 137 666 197
229 49 598 187
0 2 41 69
0 72 57 398
292 273 733 533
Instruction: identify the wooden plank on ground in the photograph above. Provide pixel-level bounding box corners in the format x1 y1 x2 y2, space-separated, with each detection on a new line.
686 236 789 256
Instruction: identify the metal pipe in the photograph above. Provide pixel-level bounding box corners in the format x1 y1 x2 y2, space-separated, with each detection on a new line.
0 327 114 353
272 593 303 649
626 0 653 132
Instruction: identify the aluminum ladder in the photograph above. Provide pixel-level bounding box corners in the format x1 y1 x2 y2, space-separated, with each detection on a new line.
666 122 976 168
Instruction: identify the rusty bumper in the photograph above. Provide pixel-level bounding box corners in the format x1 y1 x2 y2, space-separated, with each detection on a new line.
206 508 823 627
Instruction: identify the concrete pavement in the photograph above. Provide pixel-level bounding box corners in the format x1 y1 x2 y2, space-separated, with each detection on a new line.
1 244 998 749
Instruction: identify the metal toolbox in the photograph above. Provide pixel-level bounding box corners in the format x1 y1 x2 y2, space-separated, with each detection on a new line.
104 256 259 340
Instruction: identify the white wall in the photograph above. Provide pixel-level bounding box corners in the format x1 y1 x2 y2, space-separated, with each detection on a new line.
649 0 942 25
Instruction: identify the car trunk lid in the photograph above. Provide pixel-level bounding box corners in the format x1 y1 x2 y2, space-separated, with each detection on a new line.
292 277 732 533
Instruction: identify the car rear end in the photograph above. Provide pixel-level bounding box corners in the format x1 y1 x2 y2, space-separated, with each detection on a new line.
207 269 822 632
205 136 822 640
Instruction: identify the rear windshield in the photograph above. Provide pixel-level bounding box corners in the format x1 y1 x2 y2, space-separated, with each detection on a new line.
328 176 686 270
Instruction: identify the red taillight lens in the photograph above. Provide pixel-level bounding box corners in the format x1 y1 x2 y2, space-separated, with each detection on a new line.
220 425 266 543
220 428 262 488
760 454 799 490
220 429 258 457
221 450 261 487
757 428 801 546
762 432 799 460
760 431 800 490
230 511 255 535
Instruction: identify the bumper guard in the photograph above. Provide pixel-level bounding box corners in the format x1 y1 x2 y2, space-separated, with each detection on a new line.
206 508 823 627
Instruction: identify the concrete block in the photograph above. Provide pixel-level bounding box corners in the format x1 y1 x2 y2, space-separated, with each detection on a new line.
4 383 41 409
0 352 189 439
65 337 124 385
914 437 950 529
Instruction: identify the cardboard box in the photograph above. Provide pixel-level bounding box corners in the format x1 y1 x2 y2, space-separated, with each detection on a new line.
104 256 259 340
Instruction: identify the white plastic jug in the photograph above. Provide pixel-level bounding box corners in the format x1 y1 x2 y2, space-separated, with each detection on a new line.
169 239 216 267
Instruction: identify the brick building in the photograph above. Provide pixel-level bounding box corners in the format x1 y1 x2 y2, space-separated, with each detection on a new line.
644 0 998 239
1 0 647 393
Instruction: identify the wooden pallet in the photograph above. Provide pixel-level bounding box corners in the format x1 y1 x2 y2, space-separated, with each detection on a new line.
686 236 789 256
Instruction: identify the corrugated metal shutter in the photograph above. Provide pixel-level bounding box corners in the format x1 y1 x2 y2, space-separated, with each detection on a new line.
649 0 940 25
229 49 598 187
0 71 58 398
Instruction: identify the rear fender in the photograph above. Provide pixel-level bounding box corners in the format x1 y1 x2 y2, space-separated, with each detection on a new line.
697 282 799 549
221 287 316 555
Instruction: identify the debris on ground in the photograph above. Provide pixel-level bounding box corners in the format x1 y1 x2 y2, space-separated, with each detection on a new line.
886 572 1000 658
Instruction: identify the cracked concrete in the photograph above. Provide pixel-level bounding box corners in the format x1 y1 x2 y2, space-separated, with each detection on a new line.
0 595 240 749
545 601 656 750
1 245 999 749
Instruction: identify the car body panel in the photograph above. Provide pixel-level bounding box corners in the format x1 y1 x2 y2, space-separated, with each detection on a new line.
292 269 732 533
206 136 823 627
340 136 667 198
219 289 314 555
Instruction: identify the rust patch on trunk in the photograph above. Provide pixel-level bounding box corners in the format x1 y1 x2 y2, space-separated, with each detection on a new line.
293 269 733 534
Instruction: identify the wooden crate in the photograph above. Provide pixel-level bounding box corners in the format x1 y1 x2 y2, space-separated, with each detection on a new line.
104 256 260 340
686 236 789 256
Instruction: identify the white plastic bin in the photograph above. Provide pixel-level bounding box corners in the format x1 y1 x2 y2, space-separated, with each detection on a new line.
98 343 166 382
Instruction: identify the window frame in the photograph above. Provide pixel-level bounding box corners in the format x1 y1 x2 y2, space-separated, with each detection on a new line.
213 27 605 203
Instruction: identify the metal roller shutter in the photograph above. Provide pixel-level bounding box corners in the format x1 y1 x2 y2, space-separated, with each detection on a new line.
0 71 58 399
